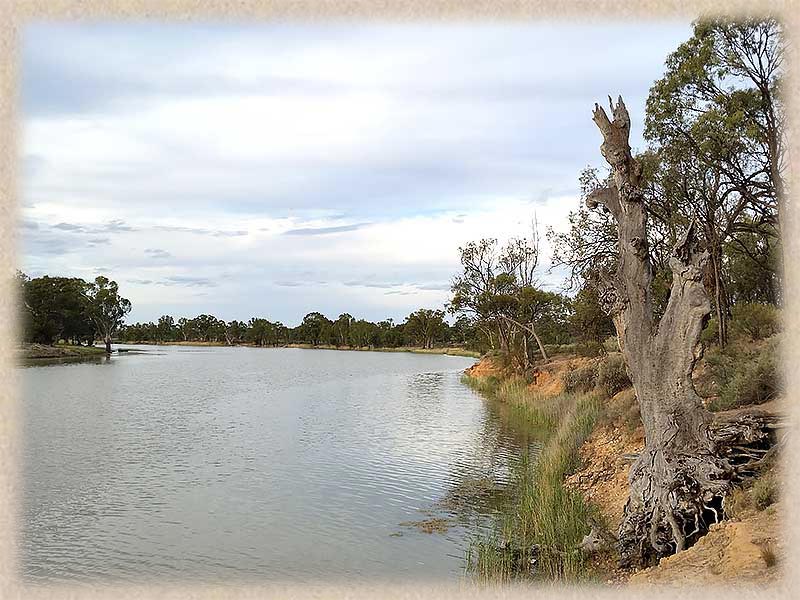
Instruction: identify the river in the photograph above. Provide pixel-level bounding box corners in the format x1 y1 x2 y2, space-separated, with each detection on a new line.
19 345 531 584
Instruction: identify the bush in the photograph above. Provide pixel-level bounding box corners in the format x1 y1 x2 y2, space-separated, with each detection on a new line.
576 341 604 357
730 303 780 340
599 387 641 432
597 353 632 397
602 336 619 353
700 317 719 345
563 364 598 393
709 337 781 411
751 472 778 510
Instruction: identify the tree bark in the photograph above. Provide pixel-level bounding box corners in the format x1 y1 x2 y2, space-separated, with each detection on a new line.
587 97 773 568
104 334 112 354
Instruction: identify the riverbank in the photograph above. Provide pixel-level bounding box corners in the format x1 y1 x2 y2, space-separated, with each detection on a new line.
119 340 480 358
462 353 784 585
18 343 106 361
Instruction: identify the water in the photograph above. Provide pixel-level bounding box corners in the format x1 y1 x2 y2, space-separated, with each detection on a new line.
19 345 531 584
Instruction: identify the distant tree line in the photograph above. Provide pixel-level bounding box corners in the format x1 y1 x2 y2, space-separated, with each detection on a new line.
17 266 615 355
118 308 479 350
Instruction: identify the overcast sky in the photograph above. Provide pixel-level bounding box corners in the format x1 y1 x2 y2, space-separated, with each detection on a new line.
19 21 692 325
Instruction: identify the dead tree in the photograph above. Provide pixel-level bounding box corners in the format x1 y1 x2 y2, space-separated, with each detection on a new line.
587 97 778 568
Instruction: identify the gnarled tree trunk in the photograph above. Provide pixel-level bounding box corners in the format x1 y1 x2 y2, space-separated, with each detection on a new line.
587 97 776 568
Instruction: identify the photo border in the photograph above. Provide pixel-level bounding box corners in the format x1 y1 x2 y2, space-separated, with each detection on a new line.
1 1 797 598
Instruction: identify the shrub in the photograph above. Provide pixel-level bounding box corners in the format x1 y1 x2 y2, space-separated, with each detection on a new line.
597 353 632 397
599 387 641 432
563 364 598 393
724 486 752 520
730 302 780 340
602 336 619 353
576 341 604 357
709 337 781 411
700 317 719 345
760 542 778 567
751 473 778 510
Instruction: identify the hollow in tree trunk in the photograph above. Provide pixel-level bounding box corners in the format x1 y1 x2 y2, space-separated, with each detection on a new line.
587 97 777 568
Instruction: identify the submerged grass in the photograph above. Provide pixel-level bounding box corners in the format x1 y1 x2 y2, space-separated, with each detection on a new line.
463 372 601 583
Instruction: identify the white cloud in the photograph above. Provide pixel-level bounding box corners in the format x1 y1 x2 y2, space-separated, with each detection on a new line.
19 21 692 323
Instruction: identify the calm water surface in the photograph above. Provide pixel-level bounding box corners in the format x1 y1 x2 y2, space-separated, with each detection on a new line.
20 346 532 584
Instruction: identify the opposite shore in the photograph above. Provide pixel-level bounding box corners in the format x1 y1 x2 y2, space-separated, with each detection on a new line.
121 341 480 358
19 341 480 361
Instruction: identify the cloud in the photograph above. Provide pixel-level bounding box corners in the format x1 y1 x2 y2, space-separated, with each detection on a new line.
159 275 217 287
53 222 87 232
19 21 693 323
144 248 172 258
50 220 136 234
152 225 247 237
274 281 304 287
283 223 372 236
343 280 405 289
414 283 451 291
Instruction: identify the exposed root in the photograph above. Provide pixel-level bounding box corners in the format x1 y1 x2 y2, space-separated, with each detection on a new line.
618 411 780 569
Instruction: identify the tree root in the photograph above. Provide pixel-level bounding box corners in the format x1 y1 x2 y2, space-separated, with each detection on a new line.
617 410 780 569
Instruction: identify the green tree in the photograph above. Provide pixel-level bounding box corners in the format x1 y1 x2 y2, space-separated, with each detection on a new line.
20 275 95 345
156 315 175 343
85 276 131 353
568 284 614 345
298 312 330 346
403 309 446 349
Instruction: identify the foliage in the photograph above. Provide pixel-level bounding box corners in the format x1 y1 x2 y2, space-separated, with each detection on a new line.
602 336 619 353
403 309 447 349
17 272 131 347
575 341 604 357
730 302 780 340
598 387 641 432
562 364 598 394
706 335 781 411
751 472 778 510
449 228 574 369
568 285 614 345
18 274 94 345
597 353 632 397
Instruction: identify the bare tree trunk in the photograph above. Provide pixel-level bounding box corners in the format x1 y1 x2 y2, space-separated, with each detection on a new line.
104 333 112 354
499 315 549 361
588 97 775 568
708 239 729 348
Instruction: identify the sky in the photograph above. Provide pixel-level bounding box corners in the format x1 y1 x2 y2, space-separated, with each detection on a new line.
19 21 693 325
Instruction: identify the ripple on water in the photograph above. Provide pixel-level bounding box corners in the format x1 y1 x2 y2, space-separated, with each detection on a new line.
20 347 528 583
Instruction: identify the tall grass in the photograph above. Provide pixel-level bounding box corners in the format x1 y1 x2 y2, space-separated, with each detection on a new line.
464 370 601 582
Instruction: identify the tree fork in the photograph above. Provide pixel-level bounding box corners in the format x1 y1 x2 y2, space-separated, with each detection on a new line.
587 96 778 568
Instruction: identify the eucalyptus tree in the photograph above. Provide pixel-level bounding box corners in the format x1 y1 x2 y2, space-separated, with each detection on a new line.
450 227 565 366
85 276 131 353
587 96 775 568
646 18 785 230
403 309 447 349
332 313 355 347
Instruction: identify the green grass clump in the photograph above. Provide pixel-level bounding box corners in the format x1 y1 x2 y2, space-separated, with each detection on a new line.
467 390 601 582
751 473 778 510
